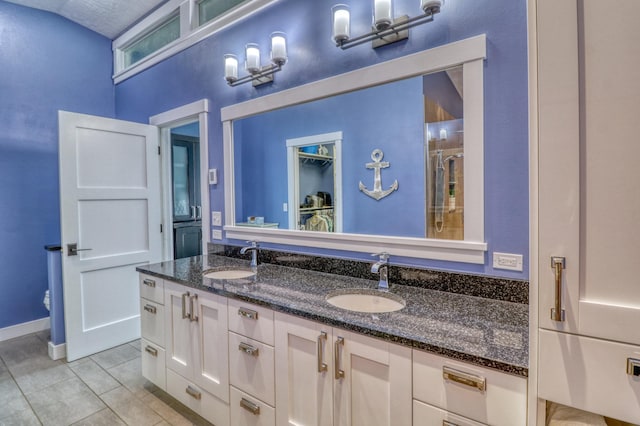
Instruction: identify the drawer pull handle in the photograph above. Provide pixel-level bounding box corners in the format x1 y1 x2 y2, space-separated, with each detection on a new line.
143 278 156 288
550 256 566 322
317 331 328 373
185 385 202 400
443 366 486 392
627 358 640 376
181 292 190 319
239 342 259 357
144 346 158 357
443 421 459 426
143 304 156 314
240 397 261 415
334 336 345 379
189 294 199 322
238 307 258 320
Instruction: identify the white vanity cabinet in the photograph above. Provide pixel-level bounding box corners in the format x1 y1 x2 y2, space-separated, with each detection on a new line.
163 280 230 426
274 312 412 426
412 350 527 426
139 274 166 390
536 1 640 423
228 299 276 426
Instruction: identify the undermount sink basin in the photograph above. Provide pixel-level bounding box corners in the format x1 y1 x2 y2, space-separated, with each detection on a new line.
326 289 405 313
204 269 256 280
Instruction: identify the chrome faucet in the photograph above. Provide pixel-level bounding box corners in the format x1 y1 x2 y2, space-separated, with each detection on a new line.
371 252 390 291
240 241 259 269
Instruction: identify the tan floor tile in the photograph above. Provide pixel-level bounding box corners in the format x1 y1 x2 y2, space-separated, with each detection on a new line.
71 408 126 426
90 344 140 370
26 376 105 426
70 358 120 395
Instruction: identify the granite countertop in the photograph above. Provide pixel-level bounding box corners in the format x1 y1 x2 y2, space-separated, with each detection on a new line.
137 255 528 377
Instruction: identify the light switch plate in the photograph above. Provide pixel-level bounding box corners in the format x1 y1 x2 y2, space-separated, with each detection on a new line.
208 169 218 185
492 252 523 271
211 211 222 226
212 230 222 240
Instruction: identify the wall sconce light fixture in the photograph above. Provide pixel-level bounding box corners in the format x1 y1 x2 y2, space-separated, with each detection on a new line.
225 32 288 87
332 0 443 50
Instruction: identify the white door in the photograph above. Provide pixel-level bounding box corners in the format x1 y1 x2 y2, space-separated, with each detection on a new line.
275 313 333 426
59 111 162 361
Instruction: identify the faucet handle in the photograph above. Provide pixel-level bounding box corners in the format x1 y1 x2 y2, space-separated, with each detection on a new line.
246 240 259 248
372 252 390 261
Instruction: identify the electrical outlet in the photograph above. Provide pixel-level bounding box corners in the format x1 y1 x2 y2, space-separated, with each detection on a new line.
208 169 218 185
211 211 222 226
283 203 288 212
212 229 223 240
492 252 523 271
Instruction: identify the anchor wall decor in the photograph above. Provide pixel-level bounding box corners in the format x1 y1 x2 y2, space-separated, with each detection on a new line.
358 149 399 200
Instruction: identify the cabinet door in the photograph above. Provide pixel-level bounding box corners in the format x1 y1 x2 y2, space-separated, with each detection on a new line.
164 282 195 378
274 313 333 426
538 0 640 343
333 329 412 426
192 289 229 403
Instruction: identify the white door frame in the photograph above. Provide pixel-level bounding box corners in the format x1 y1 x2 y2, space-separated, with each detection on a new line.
150 99 210 260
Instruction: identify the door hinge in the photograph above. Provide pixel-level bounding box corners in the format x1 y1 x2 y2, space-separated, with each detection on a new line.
157 146 161 155
160 224 163 233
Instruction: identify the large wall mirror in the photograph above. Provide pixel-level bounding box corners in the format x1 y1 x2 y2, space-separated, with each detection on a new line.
222 35 487 263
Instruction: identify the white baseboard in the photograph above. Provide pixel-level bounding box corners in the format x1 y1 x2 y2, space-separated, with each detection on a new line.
0 317 50 342
48 341 67 360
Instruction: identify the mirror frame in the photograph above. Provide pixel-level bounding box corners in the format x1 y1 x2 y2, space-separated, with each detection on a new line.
221 34 487 263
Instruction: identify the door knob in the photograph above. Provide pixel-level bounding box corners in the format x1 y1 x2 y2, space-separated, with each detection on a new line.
67 243 92 256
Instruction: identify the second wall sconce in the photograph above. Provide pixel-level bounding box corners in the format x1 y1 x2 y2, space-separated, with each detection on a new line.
225 32 288 87
332 0 443 49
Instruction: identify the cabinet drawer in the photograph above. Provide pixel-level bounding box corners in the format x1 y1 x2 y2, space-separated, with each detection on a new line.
539 329 640 424
230 386 275 426
139 274 164 304
413 400 484 426
141 339 166 391
140 299 164 346
413 350 527 426
229 332 275 406
228 299 274 345
166 368 230 426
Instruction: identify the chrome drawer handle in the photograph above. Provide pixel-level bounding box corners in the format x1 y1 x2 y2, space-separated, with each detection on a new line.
181 292 190 319
551 256 566 322
239 342 259 357
238 307 258 320
144 346 158 357
317 331 328 373
627 358 640 376
443 366 486 392
443 421 459 426
240 397 261 415
189 294 198 322
143 278 156 288
334 337 345 379
185 385 202 400
143 304 156 314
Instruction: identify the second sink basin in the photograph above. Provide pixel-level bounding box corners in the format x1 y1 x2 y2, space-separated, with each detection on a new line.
204 269 256 280
326 289 405 313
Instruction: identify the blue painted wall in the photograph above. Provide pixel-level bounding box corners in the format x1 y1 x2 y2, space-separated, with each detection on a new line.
116 0 529 278
0 1 115 329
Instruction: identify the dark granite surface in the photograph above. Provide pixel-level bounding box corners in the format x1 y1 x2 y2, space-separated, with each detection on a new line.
209 244 529 304
137 255 528 377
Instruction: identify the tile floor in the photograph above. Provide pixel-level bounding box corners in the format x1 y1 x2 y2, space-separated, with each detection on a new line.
0 331 213 426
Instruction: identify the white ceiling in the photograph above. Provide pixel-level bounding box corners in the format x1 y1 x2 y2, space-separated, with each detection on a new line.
5 0 166 39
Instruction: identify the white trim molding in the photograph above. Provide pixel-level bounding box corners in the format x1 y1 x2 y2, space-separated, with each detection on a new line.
113 0 279 84
0 317 50 343
150 99 211 260
222 35 488 263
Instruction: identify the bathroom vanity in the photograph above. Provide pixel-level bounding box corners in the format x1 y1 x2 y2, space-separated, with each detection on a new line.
137 253 528 426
